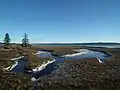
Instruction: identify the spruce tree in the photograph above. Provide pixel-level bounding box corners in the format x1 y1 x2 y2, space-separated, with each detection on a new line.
4 33 11 45
22 33 29 47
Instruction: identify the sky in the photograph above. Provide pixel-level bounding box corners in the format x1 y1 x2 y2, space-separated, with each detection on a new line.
0 0 120 43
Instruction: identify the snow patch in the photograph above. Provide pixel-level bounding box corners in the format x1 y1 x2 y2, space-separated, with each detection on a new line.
10 56 24 61
31 77 37 81
62 49 90 57
32 59 55 72
3 56 24 71
3 61 18 71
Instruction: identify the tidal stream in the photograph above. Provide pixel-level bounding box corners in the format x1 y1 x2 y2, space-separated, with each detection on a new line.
11 49 112 80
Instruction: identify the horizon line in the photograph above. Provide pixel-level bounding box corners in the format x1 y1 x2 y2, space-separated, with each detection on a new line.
1 41 120 44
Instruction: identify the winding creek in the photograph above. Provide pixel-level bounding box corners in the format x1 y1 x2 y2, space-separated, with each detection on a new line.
5 49 112 81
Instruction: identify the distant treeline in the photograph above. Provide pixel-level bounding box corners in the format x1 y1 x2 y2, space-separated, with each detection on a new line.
32 42 120 46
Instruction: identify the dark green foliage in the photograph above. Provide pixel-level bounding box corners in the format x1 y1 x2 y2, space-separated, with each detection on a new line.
4 33 11 45
21 33 29 47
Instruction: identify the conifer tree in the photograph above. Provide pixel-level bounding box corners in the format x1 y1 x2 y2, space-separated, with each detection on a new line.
4 33 11 45
21 33 29 47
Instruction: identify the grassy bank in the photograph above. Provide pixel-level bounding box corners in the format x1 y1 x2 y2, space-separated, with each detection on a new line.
26 53 54 69
36 46 120 90
0 45 54 90
0 68 34 90
38 58 120 90
35 46 86 55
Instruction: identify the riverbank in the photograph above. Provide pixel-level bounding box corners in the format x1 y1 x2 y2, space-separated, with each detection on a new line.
62 51 88 57
3 56 24 71
32 59 55 72
37 58 120 90
33 46 120 90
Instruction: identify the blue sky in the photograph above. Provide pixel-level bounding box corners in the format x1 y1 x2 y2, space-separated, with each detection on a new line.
0 0 120 43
